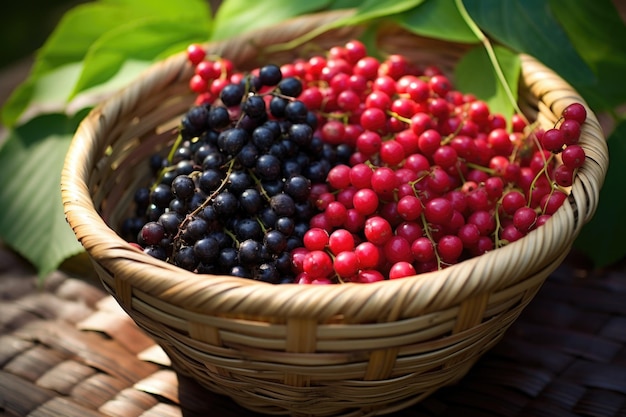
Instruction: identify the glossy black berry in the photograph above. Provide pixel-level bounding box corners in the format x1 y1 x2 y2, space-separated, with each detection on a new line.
277 77 303 97
220 83 245 107
208 106 231 129
172 175 195 200
258 64 282 86
193 237 220 262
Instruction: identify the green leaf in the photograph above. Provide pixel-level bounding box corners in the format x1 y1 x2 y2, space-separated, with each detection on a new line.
464 0 596 92
1 63 83 125
1 0 211 127
72 17 210 96
2 4 125 127
573 120 626 267
211 0 333 41
396 0 479 43
0 113 87 277
262 0 425 53
548 0 626 111
327 0 363 8
454 45 520 122
340 0 426 25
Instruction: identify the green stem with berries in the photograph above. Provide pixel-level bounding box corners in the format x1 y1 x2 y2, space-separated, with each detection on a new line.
454 0 526 122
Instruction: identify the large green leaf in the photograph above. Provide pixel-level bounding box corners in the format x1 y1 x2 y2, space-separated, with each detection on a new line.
1 0 211 128
463 0 596 93
454 45 520 122
1 4 126 126
262 0 425 53
337 0 426 25
72 17 210 96
0 113 88 277
548 0 626 110
1 63 83 124
396 0 479 43
210 0 333 41
573 120 626 267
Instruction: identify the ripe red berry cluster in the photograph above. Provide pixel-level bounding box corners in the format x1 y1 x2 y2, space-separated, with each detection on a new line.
179 41 588 284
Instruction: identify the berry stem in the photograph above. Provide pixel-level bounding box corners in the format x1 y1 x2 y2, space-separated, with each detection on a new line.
419 212 443 270
454 0 526 123
170 158 236 256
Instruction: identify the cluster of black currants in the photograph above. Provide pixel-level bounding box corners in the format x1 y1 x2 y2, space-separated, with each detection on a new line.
122 65 352 283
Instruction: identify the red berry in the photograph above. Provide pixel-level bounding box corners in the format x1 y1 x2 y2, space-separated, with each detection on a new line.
541 128 565 153
389 261 416 279
513 206 537 233
356 130 382 155
541 190 568 215
397 195 423 221
365 90 392 110
344 208 366 233
438 235 463 264
325 201 348 227
560 119 581 145
337 89 361 112
353 188 379 216
411 237 435 263
350 163 374 189
554 164 575 187
344 40 367 64
327 164 352 190
561 144 586 169
433 145 458 169
501 191 527 216
383 236 413 264
372 75 397 97
380 140 406 166
299 87 324 110
303 228 329 251
500 224 525 243
355 241 380 270
429 74 452 97
424 197 453 224
189 74 208 93
488 128 513 156
357 269 385 283
333 251 360 278
364 216 393 245
418 129 442 156
458 223 481 248
467 210 496 236
395 221 423 242
354 57 380 80
404 153 430 174
468 100 490 124
511 113 527 132
321 119 346 145
562 102 587 124
195 60 220 80
370 167 398 199
303 250 334 279
410 112 434 135
186 43 206 65
360 107 387 131
328 229 355 255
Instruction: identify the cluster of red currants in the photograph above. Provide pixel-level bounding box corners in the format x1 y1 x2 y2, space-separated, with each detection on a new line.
184 40 587 284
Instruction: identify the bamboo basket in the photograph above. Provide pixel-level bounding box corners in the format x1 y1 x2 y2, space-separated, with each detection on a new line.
61 9 609 417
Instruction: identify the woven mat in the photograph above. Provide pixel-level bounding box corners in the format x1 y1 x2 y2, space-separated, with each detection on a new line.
1 245 625 417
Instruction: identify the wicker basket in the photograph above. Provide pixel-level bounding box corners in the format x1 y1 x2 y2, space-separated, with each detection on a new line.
61 9 609 417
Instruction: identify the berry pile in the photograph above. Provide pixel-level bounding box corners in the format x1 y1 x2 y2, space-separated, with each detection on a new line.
122 40 587 284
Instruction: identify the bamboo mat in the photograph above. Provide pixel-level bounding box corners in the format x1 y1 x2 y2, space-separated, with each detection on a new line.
1 244 625 417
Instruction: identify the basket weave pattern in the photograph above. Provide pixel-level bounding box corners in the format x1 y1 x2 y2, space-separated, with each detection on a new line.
61 10 609 417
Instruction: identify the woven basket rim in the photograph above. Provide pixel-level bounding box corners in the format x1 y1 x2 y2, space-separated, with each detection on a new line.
61 10 609 321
